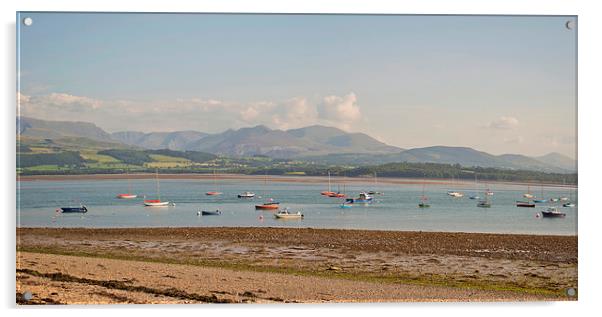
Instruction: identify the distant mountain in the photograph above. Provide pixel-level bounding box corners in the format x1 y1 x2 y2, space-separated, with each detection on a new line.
111 130 208 151
18 116 113 142
17 117 576 173
185 125 401 158
301 146 572 173
535 152 577 172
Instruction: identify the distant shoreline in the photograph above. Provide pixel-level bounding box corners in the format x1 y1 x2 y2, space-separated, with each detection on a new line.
17 173 577 188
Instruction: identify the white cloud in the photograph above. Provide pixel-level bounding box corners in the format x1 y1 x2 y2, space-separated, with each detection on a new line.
17 92 361 133
487 116 519 130
317 93 361 129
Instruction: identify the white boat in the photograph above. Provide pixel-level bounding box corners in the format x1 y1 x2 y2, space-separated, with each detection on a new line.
447 191 464 198
274 208 304 219
144 169 170 207
238 191 256 198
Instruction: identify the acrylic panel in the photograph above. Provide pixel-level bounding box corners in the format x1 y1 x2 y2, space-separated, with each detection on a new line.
16 12 577 304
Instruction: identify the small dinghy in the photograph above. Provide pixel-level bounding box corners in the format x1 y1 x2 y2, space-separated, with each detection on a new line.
274 208 303 219
60 205 88 213
541 207 566 218
201 210 221 216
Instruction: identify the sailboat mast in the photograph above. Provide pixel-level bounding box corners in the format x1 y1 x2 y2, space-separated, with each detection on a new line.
127 169 132 194
328 171 331 192
155 169 161 201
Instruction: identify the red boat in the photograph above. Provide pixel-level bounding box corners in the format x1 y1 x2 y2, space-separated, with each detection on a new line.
327 192 346 198
321 191 336 196
205 191 222 196
116 193 137 199
255 202 280 210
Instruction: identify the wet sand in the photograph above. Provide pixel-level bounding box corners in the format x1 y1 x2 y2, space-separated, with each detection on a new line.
17 173 575 188
16 227 577 304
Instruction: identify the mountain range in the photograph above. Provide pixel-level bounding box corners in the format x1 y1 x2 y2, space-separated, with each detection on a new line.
17 116 576 173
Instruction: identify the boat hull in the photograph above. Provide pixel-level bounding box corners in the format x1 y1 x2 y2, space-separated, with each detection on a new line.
516 202 535 208
418 203 430 208
541 211 566 218
205 192 222 196
60 206 88 213
255 204 279 210
201 210 221 216
144 200 170 207
116 194 137 199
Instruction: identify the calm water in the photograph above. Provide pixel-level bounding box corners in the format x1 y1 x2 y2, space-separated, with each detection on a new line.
17 178 578 235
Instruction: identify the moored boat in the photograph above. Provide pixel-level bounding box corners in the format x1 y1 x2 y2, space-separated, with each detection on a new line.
541 206 566 218
238 191 256 198
340 203 352 209
205 170 223 196
418 178 430 208
345 192 373 204
201 210 221 216
562 202 575 208
477 200 491 208
516 201 535 208
255 202 280 210
205 191 222 196
60 205 88 213
144 169 170 207
274 208 303 219
116 193 137 199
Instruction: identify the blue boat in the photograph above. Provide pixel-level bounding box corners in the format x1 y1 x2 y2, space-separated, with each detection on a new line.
340 204 352 209
60 205 88 213
533 199 547 203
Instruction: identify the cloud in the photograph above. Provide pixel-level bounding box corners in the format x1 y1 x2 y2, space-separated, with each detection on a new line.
487 116 519 130
17 92 361 133
317 93 361 129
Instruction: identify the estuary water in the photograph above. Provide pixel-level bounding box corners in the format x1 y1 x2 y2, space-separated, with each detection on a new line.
17 178 578 235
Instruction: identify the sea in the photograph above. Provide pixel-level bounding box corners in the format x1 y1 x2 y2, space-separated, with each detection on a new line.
16 178 578 235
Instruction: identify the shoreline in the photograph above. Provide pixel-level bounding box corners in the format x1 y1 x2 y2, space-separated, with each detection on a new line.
17 173 577 188
17 227 577 303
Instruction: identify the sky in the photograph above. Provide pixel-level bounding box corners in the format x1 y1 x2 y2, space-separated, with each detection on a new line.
17 13 577 158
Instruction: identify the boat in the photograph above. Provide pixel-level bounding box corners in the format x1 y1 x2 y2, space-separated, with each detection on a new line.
205 170 222 196
345 192 373 204
477 200 491 208
532 182 546 203
468 174 480 199
255 201 280 210
340 203 352 209
274 208 304 219
201 210 221 216
367 172 383 195
60 205 88 213
516 201 535 208
321 171 336 196
562 202 575 208
144 169 170 207
238 191 256 198
549 198 559 202
116 170 137 199
447 175 464 198
447 191 464 198
418 178 430 208
541 206 566 218
485 187 494 196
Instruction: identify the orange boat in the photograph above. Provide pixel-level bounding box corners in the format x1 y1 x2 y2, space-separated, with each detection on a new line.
205 191 222 196
328 192 346 198
255 202 280 210
321 191 336 196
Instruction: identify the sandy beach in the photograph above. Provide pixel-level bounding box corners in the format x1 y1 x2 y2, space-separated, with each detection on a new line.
16 227 577 304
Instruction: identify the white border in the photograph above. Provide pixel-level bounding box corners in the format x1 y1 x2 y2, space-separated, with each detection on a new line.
3 1 600 316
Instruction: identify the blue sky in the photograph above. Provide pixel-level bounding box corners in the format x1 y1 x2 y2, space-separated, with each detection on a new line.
17 13 577 157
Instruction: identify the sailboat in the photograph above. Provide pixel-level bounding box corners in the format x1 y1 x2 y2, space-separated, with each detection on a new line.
321 171 336 196
469 174 480 200
205 170 222 196
533 182 547 203
523 184 534 199
563 185 576 207
477 186 491 208
368 172 383 195
256 173 280 210
447 175 464 198
144 169 170 207
418 178 430 208
116 169 137 199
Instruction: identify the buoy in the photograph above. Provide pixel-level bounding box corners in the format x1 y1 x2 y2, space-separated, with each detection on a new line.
196 211 201 216
536 213 540 218
259 215 264 219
